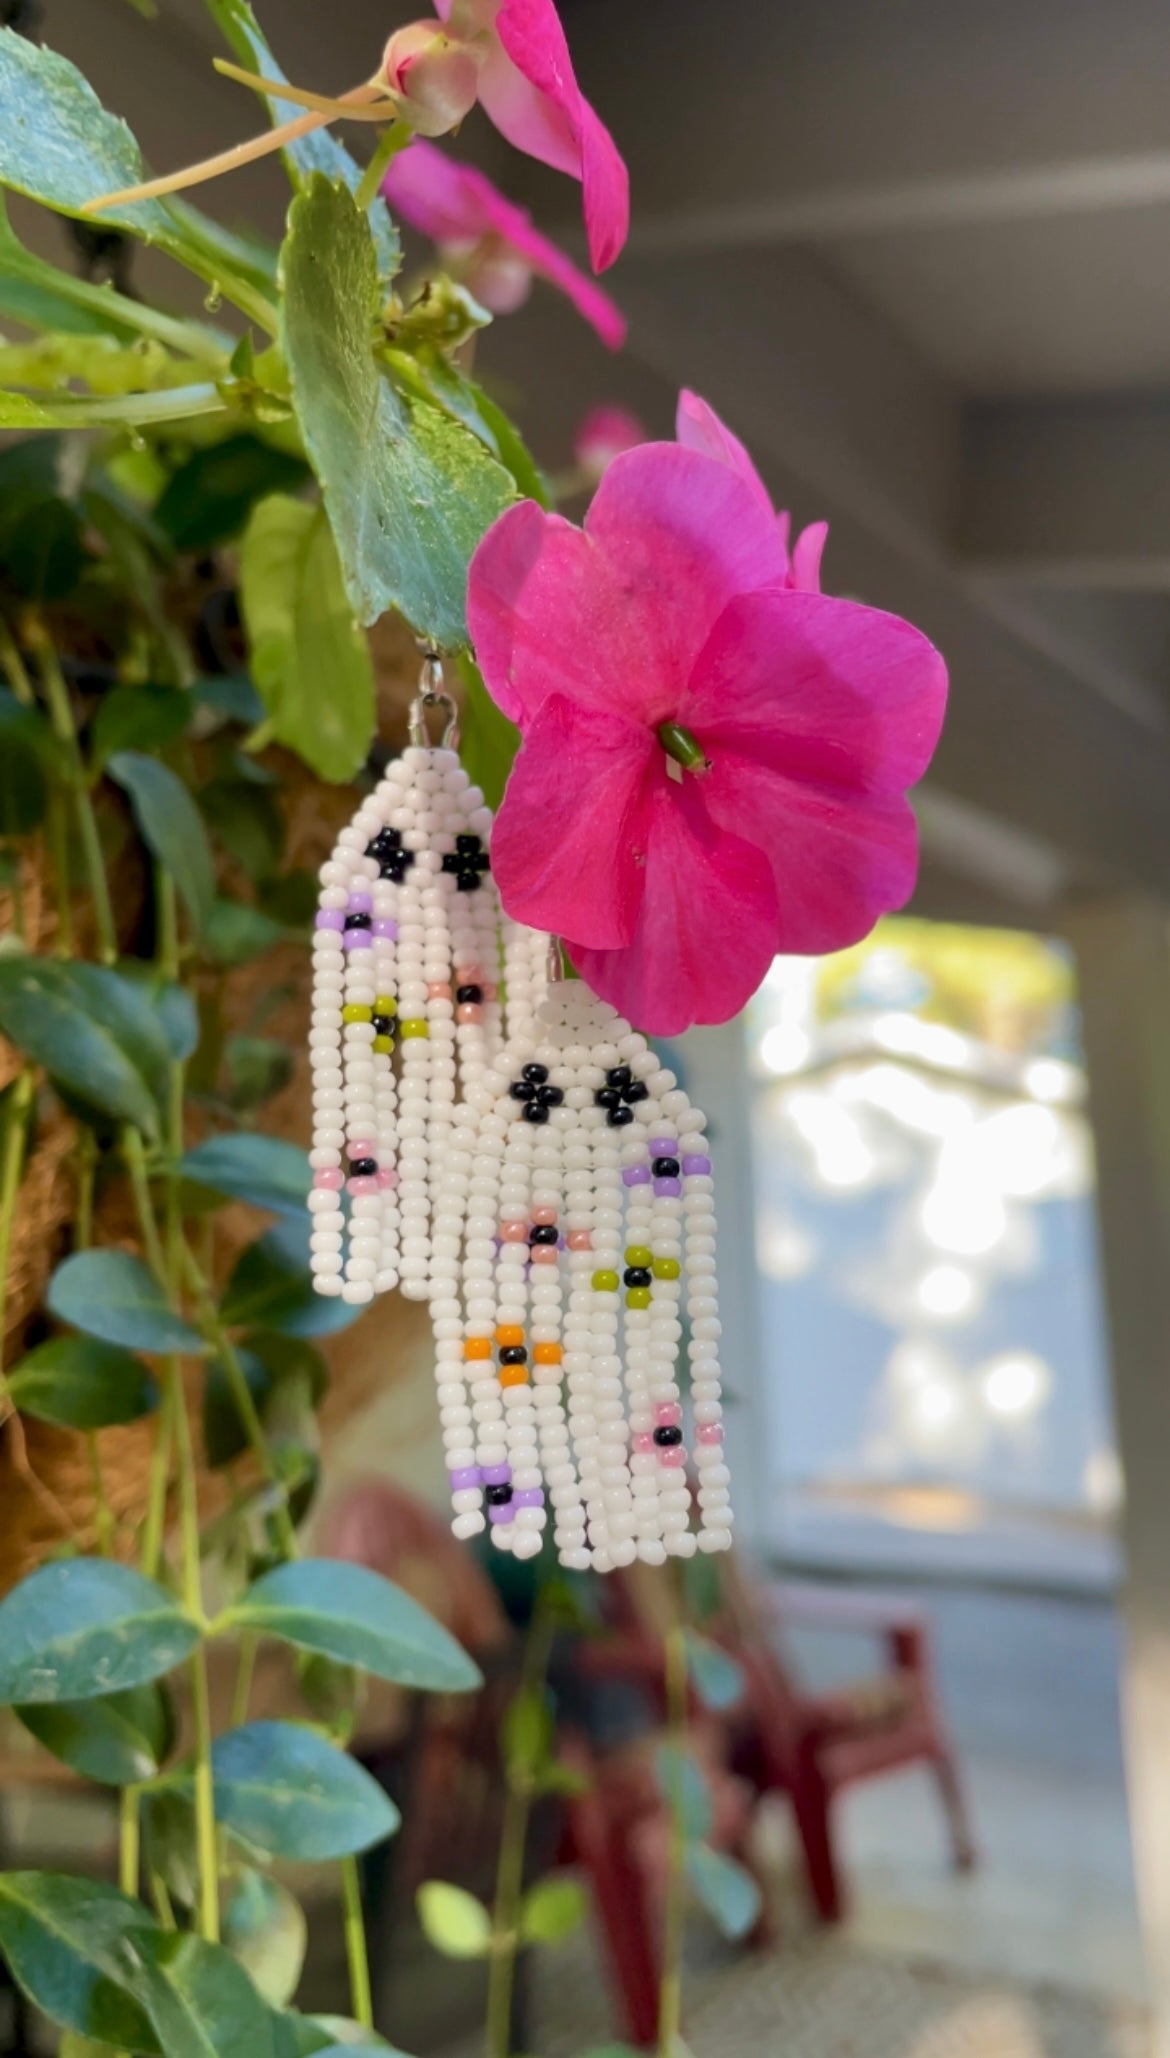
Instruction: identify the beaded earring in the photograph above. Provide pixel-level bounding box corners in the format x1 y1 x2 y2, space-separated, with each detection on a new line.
307 655 545 1307
429 943 733 1567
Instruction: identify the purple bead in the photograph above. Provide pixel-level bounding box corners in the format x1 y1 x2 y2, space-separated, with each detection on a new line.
348 891 373 913
649 1137 675 1156
315 908 345 931
372 917 399 940
622 1165 651 1187
343 929 373 949
513 1487 544 1508
654 1177 682 1198
481 1464 512 1487
682 1153 712 1176
449 1466 481 1491
488 1502 514 1526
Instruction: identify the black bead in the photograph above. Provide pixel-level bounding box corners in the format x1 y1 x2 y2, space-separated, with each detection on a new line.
456 984 484 1005
485 1483 513 1507
456 833 480 855
529 1224 559 1246
606 1064 632 1091
509 1080 536 1102
537 1084 564 1108
522 1102 549 1125
372 1013 395 1037
522 1063 549 1085
608 1105 635 1128
379 857 412 881
653 1425 683 1447
441 851 462 873
475 850 491 872
623 1079 649 1104
499 1345 528 1366
623 1265 652 1289
349 1157 377 1178
366 827 400 858
455 872 481 891
596 1087 622 1111
343 912 371 930
652 1156 681 1178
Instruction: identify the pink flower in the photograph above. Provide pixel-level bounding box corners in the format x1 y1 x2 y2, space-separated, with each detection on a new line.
573 404 647 479
382 23 483 136
467 436 947 1034
383 141 625 348
676 389 829 594
427 0 629 271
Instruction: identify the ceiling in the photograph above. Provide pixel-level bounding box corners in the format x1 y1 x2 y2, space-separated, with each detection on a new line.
26 0 1170 923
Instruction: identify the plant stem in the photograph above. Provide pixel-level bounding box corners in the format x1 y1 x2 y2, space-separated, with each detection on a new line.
0 615 34 707
657 1622 690 2058
230 1634 257 1728
46 794 73 956
355 122 409 210
121 1127 169 1284
179 1237 298 1556
33 626 117 966
87 1432 114 1556
119 1786 141 1897
170 1352 218 1939
341 1856 374 2029
485 1603 557 2058
0 1069 33 1366
141 1376 173 1582
75 1130 97 1252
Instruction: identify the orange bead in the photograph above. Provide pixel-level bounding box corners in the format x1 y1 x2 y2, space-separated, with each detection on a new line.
499 1364 529 1388
533 1343 562 1365
496 1325 525 1348
464 1337 492 1360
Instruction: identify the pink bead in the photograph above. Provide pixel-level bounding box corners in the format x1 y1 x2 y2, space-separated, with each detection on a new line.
347 1175 378 1196
658 1445 687 1469
314 1168 344 1191
567 1230 592 1251
531 1244 558 1265
482 983 499 1002
456 1003 483 1025
532 1207 558 1226
633 1432 655 1454
427 980 452 1000
377 1167 399 1190
455 964 482 984
347 1140 375 1160
697 1422 724 1445
500 1220 529 1242
655 1402 683 1429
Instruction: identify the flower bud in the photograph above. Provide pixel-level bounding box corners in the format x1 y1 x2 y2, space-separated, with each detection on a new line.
382 21 481 137
573 405 647 483
461 235 533 315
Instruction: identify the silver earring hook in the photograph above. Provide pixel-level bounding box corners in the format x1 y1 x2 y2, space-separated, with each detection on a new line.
547 935 565 984
408 646 460 750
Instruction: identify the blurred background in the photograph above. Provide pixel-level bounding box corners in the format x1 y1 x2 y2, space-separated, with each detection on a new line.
8 2 1170 2054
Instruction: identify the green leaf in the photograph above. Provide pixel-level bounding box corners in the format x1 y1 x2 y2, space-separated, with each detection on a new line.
17 1682 174 1785
108 750 216 935
47 1249 209 1357
0 436 85 600
0 1560 197 1705
6 1334 158 1429
275 2022 403 2058
654 1743 712 1843
0 687 49 834
179 1135 310 1218
684 1844 761 1942
136 1928 277 2058
223 1873 306 2009
416 1882 491 1960
0 956 165 1137
240 495 375 783
156 432 309 554
205 1333 327 1470
199 778 285 882
684 1632 745 1714
201 0 400 281
518 1876 586 1946
210 1719 399 1860
220 1219 360 1340
0 1872 159 2048
203 900 287 968
502 1686 553 1781
217 1560 482 1693
457 656 519 813
281 178 515 645
191 673 266 726
110 962 200 1064
92 684 192 763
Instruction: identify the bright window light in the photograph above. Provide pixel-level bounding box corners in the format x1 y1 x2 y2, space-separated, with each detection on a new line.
916 1264 977 1320
979 1350 1052 1421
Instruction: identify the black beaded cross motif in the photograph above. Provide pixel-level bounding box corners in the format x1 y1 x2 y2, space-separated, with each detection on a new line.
441 832 492 892
594 1063 649 1128
509 1061 565 1126
366 826 414 885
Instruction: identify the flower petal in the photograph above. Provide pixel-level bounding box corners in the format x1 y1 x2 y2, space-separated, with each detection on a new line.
791 519 828 593
491 692 653 948
489 0 630 270
468 445 790 730
675 389 775 523
568 772 780 1035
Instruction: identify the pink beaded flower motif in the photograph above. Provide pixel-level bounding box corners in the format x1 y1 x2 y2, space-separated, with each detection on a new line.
467 397 948 1034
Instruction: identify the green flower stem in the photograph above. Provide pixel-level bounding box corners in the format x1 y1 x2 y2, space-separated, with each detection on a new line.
33 625 117 966
657 1621 690 2058
141 1373 173 1581
178 1237 298 1558
0 613 34 707
485 1601 558 2058
119 1785 141 1898
169 1346 219 1940
148 1868 176 1930
355 122 409 211
341 1855 374 2030
121 1126 169 1284
0 1068 33 1369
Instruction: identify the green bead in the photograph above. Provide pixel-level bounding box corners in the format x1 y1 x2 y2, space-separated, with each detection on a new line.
626 1287 652 1310
341 1003 372 1024
374 994 397 1017
372 1035 395 1055
625 1245 652 1268
592 1269 619 1293
400 1018 429 1039
653 1256 681 1281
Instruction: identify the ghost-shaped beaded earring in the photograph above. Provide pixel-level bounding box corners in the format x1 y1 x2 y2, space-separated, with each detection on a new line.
307 653 544 1306
427 940 733 1566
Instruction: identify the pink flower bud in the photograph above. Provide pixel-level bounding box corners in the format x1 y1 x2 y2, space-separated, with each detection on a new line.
573 405 647 483
461 234 534 315
383 21 481 137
